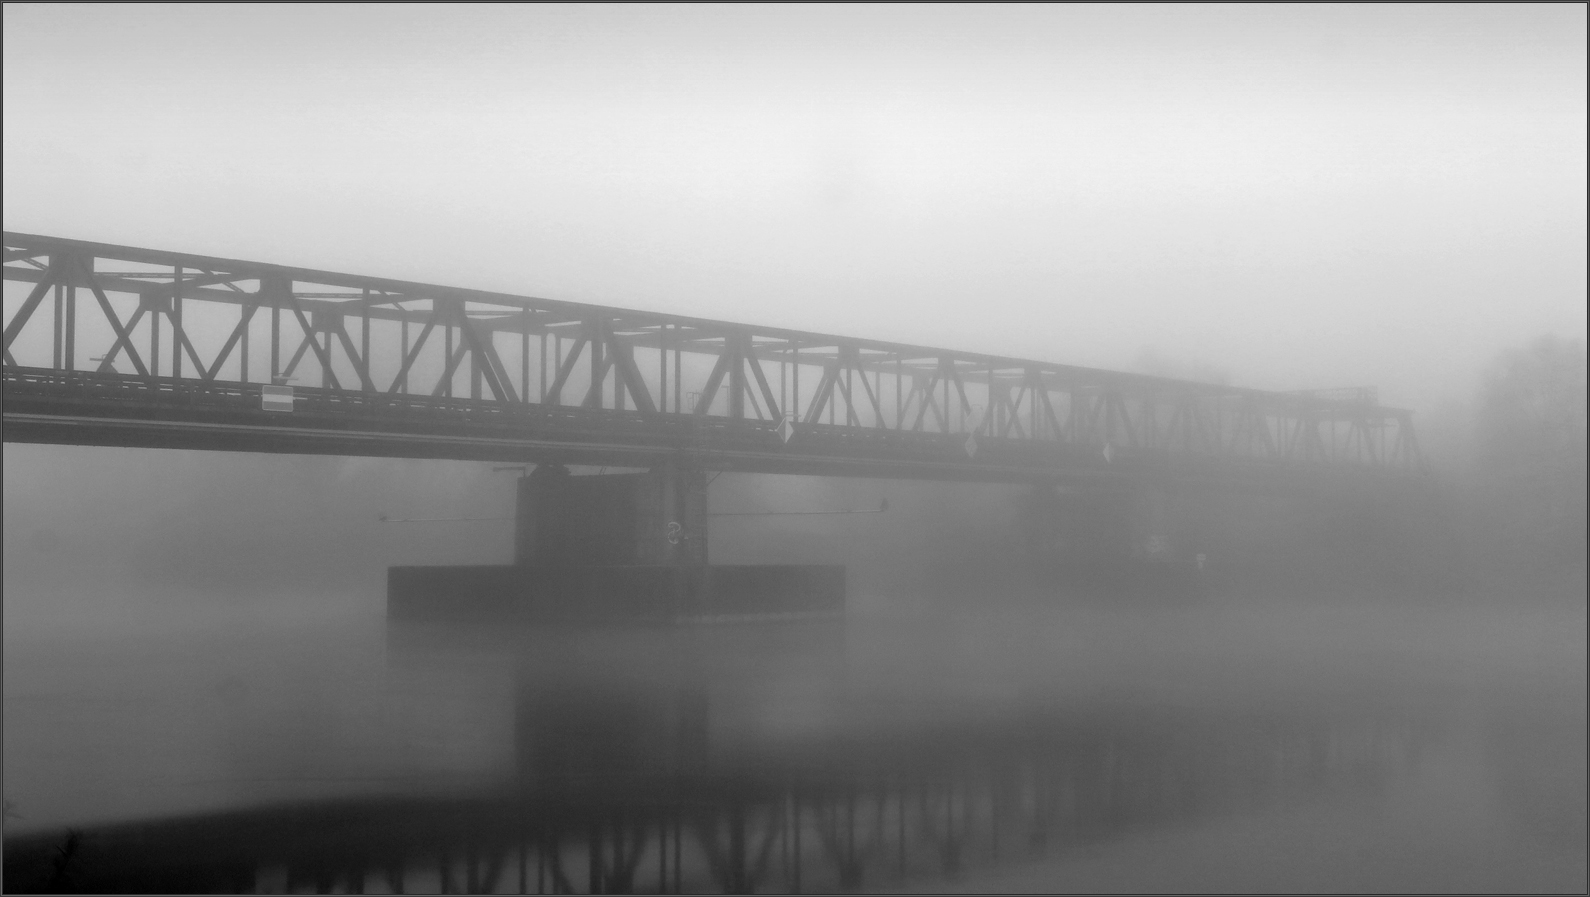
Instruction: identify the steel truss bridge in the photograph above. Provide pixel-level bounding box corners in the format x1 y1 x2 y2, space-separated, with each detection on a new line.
3 232 1424 484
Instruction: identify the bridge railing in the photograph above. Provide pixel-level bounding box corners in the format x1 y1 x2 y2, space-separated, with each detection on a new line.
3 232 1425 473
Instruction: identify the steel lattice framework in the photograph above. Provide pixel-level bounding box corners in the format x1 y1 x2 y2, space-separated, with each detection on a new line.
2 232 1425 483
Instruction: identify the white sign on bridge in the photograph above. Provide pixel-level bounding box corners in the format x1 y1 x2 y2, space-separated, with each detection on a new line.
261 385 295 412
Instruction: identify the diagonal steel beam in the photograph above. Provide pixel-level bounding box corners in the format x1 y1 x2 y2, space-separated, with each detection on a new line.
909 370 943 432
96 306 147 373
333 323 376 392
2 266 57 355
945 359 974 422
283 289 341 390
849 353 886 428
995 382 1028 439
582 350 615 408
280 332 316 380
606 332 656 414
162 295 209 380
78 258 152 378
802 362 840 425
694 344 735 416
386 310 439 394
454 305 517 403
431 339 470 397
202 301 260 381
1037 382 1062 442
745 346 781 422
543 334 589 406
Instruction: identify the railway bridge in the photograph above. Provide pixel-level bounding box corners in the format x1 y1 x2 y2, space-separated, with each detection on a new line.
3 232 1424 481
4 231 1429 607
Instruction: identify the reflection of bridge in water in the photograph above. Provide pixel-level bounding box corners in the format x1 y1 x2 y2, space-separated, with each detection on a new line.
3 622 1434 894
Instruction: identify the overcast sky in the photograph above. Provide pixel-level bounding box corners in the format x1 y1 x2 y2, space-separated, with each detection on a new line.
4 3 1584 412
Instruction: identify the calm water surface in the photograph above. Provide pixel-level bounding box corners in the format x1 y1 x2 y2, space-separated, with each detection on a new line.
3 590 1584 893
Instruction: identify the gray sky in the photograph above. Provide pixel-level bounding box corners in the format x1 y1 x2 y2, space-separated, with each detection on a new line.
4 3 1584 412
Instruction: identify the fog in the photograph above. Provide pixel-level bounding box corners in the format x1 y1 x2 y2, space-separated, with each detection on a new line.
3 5 1586 894
4 5 1585 411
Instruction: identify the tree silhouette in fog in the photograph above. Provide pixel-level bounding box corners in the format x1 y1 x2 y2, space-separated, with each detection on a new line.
1474 336 1587 569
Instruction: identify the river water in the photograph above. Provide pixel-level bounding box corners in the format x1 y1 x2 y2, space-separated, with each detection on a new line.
3 588 1585 893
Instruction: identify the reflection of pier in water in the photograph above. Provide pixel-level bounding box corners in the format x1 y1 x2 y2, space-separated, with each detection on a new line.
3 622 1433 894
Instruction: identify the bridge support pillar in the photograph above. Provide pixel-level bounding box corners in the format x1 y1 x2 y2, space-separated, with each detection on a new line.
1129 483 1178 563
513 462 708 567
1022 482 1201 597
392 462 843 623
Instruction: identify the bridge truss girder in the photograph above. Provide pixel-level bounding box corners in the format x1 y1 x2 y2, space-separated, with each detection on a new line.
3 232 1427 483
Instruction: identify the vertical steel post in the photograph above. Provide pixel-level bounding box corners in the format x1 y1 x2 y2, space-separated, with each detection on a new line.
942 376 949 433
361 293 371 392
590 322 603 408
874 368 882 428
151 289 161 378
239 311 249 383
471 338 481 400
896 359 903 429
444 324 453 397
64 285 75 370
51 282 62 369
270 304 280 382
729 337 745 419
172 267 182 378
400 318 409 393
1029 372 1037 438
845 367 854 425
615 335 626 411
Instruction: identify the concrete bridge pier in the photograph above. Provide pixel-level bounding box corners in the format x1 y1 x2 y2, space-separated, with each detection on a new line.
513 462 709 568
389 462 844 624
1021 482 1204 598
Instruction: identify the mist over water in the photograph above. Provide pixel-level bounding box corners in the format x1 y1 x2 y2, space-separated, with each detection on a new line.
4 4 1586 893
3 444 1584 893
